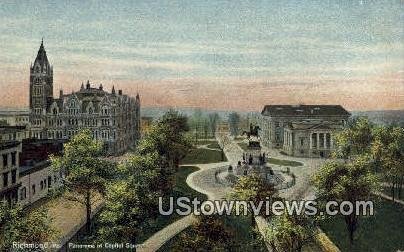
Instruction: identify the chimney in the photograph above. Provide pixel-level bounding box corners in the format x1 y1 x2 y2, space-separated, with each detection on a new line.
59 89 63 98
118 90 122 95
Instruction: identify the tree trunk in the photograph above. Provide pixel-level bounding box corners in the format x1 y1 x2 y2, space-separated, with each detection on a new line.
250 210 256 228
86 190 92 233
345 214 357 245
349 229 354 245
391 180 395 202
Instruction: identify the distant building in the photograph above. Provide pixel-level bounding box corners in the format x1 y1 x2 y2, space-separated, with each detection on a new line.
0 108 30 127
258 105 350 158
0 141 21 203
0 125 30 142
18 139 65 206
28 40 140 155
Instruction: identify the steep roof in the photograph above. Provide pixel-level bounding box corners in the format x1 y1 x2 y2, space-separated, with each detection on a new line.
33 39 50 71
261 105 350 117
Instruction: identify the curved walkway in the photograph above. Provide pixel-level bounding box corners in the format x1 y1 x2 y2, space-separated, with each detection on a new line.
137 162 230 252
138 134 326 252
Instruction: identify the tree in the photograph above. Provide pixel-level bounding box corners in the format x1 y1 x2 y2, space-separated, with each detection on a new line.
0 202 55 249
98 110 192 243
203 118 209 139
371 126 404 201
138 110 191 193
228 112 241 136
172 215 232 251
50 129 114 233
189 108 204 142
313 156 379 244
333 117 373 160
139 110 190 169
208 113 220 137
230 173 277 227
98 153 161 243
264 214 316 252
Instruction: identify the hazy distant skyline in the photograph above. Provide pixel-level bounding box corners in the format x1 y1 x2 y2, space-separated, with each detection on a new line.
0 0 402 111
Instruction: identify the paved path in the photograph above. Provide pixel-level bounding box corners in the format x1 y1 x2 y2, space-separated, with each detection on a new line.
218 134 331 251
375 192 404 206
197 144 221 152
137 215 195 252
138 134 328 252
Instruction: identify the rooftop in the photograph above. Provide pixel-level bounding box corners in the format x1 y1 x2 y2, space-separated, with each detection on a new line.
261 105 350 117
0 108 30 116
0 140 20 151
0 125 27 134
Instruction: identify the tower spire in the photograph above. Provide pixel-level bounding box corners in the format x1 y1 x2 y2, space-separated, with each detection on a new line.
40 37 44 50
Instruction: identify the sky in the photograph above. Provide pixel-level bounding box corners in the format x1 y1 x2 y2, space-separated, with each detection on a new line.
0 0 403 111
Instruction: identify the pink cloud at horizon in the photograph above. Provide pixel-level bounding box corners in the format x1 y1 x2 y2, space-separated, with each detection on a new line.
0 70 402 112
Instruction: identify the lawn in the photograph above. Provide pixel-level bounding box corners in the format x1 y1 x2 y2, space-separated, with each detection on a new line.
195 139 217 145
206 141 221 149
267 158 303 167
181 148 227 164
237 142 303 166
238 142 250 151
158 214 267 251
137 166 207 243
320 199 404 251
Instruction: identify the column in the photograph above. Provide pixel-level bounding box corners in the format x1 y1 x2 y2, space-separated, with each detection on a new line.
330 134 333 149
290 132 292 147
309 133 312 149
323 133 327 149
317 133 320 149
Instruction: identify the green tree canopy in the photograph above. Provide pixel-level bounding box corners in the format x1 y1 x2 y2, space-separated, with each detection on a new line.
50 129 115 233
264 214 316 252
98 153 161 243
313 156 379 244
230 173 278 226
172 215 232 251
333 117 373 160
0 202 55 249
371 126 404 200
138 110 191 192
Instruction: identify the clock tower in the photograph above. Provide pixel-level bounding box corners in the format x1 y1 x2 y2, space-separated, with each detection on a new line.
29 39 53 138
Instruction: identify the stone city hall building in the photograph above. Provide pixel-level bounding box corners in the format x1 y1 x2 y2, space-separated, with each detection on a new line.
29 40 140 155
258 105 350 158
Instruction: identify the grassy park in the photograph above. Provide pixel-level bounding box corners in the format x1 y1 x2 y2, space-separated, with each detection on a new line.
206 141 221 149
267 157 303 167
181 148 227 164
320 199 404 251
